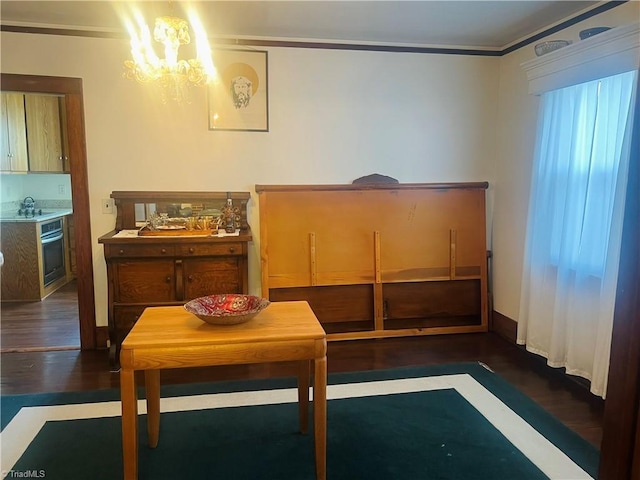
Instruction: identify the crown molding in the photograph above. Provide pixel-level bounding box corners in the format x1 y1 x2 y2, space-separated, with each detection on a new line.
0 2 627 58
522 22 640 95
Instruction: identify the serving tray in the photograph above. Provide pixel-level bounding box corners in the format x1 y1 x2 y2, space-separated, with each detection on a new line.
137 226 217 237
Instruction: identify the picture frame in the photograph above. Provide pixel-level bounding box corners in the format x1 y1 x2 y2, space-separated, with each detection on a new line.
208 49 269 132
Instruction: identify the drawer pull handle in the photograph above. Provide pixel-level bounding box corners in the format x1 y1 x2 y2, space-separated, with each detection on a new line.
161 248 167 254
165 276 171 283
189 247 195 254
119 249 125 255
229 247 236 253
187 275 194 282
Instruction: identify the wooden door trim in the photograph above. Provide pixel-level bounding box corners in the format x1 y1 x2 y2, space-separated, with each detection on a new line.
1 73 96 350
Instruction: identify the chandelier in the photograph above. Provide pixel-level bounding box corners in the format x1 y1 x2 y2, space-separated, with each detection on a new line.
123 10 216 103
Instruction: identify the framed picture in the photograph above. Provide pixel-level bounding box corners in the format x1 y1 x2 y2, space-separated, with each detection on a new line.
208 49 269 132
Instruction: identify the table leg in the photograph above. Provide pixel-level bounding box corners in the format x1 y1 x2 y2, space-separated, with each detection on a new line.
145 369 160 448
120 368 138 480
314 355 327 480
298 360 310 434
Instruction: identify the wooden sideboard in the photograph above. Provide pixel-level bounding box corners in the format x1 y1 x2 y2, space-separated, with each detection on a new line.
256 182 489 340
98 191 252 366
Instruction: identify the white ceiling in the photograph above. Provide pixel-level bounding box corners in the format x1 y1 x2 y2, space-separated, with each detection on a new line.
0 1 604 49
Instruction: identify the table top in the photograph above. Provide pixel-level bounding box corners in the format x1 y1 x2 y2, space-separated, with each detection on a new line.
121 301 325 351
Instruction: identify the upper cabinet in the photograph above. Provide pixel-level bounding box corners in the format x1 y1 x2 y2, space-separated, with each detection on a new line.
0 92 68 173
0 92 29 172
25 94 67 172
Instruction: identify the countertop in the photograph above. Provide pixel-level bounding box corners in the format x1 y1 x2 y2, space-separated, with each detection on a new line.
0 209 73 223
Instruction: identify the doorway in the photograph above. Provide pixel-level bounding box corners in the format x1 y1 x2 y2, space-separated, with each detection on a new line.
1 73 97 350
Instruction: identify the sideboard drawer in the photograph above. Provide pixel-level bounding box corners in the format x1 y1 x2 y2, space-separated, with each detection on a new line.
106 244 175 258
176 242 243 256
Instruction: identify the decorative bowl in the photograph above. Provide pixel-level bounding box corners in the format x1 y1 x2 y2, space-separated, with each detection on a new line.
579 27 611 40
534 40 572 56
184 294 270 325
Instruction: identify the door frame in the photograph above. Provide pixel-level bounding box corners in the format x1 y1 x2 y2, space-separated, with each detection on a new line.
1 73 96 350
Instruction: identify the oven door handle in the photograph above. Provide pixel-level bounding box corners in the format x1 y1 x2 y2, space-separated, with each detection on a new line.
41 232 64 245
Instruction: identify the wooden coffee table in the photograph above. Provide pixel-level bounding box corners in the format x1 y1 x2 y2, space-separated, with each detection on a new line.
120 301 327 480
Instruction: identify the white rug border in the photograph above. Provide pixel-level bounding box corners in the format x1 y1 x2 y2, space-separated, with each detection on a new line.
0 373 593 479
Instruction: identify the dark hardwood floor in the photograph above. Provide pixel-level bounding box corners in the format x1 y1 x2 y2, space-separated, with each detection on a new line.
0 283 604 450
1 279 80 352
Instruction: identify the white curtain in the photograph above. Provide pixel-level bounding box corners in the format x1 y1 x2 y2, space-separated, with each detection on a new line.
517 69 638 398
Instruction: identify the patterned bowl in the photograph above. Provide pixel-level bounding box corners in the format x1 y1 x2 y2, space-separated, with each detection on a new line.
184 294 270 325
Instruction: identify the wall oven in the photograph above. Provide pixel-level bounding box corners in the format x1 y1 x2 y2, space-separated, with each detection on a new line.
41 218 66 286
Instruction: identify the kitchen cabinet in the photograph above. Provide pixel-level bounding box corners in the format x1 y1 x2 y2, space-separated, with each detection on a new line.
25 94 67 172
0 92 68 173
0 214 72 301
98 191 252 367
256 182 489 340
0 92 29 172
58 98 71 173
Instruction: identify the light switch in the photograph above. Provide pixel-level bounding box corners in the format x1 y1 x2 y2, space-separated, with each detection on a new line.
102 198 114 214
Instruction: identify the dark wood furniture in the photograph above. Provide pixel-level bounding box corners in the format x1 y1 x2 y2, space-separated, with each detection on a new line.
98 191 252 367
256 182 489 340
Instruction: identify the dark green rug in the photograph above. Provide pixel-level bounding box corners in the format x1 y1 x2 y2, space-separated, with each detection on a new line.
1 363 597 479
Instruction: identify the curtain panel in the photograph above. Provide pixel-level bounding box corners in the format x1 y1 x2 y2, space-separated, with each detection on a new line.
518 70 637 397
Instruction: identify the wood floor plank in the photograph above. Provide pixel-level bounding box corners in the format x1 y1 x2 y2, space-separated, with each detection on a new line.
1 279 80 352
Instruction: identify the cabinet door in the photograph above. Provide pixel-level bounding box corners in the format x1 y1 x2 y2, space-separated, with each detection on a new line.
25 94 64 172
0 221 40 300
0 93 28 172
114 260 176 303
183 257 241 299
58 97 70 172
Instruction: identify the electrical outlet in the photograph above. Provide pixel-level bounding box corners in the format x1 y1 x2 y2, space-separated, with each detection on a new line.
58 185 65 195
102 198 114 214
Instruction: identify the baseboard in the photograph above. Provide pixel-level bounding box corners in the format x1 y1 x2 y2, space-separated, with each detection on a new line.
491 310 517 343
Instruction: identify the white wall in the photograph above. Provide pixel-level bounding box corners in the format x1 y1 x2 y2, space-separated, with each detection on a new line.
1 31 499 328
492 1 640 321
6 1 635 331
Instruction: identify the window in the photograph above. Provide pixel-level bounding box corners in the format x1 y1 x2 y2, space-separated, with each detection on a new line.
527 69 637 277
